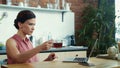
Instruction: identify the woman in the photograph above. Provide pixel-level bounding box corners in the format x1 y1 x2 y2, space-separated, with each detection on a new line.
6 10 56 64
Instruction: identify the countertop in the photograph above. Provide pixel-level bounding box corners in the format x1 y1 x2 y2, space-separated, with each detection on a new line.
0 46 87 55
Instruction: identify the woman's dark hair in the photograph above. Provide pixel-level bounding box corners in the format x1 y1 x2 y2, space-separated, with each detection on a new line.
14 10 36 29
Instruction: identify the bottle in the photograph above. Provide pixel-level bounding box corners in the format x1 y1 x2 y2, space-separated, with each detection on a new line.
70 35 75 46
48 32 52 40
55 0 60 9
62 0 65 9
29 35 36 48
24 0 29 7
6 0 12 5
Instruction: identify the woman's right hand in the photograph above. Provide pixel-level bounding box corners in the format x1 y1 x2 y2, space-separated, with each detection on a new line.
39 40 53 50
44 52 57 61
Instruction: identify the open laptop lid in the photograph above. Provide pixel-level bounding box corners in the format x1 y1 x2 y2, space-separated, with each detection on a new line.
87 39 98 61
62 39 98 63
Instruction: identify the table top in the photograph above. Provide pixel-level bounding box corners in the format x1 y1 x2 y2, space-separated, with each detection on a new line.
3 57 120 68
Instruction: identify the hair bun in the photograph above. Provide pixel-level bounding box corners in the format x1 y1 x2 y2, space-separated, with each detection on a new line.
14 19 19 29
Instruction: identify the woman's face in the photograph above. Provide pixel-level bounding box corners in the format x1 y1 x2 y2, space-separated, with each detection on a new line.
19 18 36 35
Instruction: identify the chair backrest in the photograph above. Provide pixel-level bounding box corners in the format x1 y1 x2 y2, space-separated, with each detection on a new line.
0 59 8 68
0 59 7 65
3 59 7 65
1 64 8 68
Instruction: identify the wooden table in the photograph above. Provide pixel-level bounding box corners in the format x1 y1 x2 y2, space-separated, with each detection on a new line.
2 57 120 68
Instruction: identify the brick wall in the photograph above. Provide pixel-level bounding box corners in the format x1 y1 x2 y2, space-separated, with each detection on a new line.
0 0 6 4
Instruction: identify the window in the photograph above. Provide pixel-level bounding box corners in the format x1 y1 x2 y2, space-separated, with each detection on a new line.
115 0 120 41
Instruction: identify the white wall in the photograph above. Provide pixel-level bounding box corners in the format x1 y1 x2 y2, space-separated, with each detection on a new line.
0 7 74 45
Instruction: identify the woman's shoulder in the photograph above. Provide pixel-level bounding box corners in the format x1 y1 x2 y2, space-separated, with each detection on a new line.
6 35 17 47
7 38 15 42
6 38 16 45
6 34 16 43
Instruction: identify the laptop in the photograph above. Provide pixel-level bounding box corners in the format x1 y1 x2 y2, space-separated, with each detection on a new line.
62 39 98 64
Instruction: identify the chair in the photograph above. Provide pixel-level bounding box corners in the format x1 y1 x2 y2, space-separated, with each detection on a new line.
0 59 8 68
1 65 8 68
1 59 7 65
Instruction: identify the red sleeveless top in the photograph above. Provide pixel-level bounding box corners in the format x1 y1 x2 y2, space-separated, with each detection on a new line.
7 34 39 64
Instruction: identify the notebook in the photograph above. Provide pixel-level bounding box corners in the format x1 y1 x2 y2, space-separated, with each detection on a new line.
62 39 98 64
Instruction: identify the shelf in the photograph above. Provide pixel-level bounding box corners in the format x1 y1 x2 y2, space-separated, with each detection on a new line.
0 4 72 22
0 4 69 12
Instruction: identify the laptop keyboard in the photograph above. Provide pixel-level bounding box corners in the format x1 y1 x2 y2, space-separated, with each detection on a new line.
73 58 88 63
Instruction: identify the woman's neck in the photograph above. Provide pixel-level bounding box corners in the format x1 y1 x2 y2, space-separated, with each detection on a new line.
17 30 26 40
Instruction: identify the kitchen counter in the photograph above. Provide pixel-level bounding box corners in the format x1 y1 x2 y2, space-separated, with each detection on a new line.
0 46 87 55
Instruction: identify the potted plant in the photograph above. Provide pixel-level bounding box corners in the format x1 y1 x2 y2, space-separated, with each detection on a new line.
77 0 116 56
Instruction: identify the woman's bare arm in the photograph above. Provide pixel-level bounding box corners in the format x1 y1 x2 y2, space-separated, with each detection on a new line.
6 38 53 63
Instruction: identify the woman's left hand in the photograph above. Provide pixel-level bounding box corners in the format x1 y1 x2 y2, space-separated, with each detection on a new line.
44 52 57 61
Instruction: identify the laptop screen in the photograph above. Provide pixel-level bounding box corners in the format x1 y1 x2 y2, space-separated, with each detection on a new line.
87 39 98 60
62 39 98 63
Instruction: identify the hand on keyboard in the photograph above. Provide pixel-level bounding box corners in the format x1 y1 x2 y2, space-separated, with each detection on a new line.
73 58 88 63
